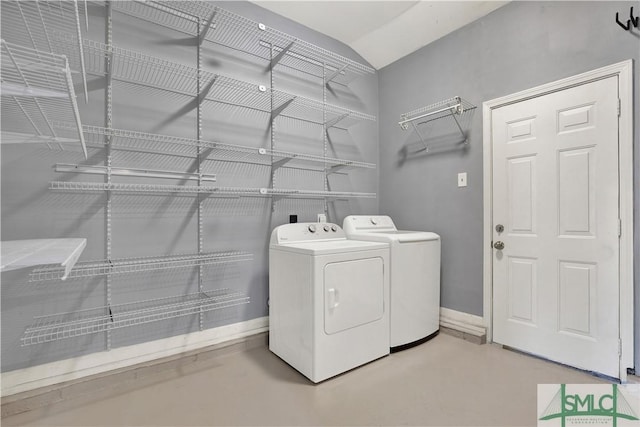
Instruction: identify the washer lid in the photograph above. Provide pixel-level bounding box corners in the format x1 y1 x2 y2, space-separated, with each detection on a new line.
271 239 388 256
343 215 439 243
345 230 440 243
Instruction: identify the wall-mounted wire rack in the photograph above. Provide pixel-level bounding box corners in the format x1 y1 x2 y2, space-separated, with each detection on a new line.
21 289 250 346
49 181 261 196
48 180 376 201
398 96 476 147
3 0 377 355
266 148 375 172
72 40 375 130
261 188 377 200
0 41 87 158
29 251 253 282
50 123 375 170
54 163 218 182
81 39 199 96
112 1 375 85
199 76 375 129
0 0 89 102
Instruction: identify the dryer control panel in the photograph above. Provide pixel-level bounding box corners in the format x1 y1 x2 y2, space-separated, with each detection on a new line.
270 222 345 245
343 215 397 233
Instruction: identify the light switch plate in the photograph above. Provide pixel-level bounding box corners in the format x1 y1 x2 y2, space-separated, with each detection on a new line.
458 172 467 187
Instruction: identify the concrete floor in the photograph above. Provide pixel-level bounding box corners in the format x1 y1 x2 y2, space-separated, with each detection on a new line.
3 333 607 426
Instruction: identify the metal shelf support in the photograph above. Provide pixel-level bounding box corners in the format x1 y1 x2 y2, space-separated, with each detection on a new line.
270 41 295 68
326 64 349 85
325 112 350 129
198 10 217 46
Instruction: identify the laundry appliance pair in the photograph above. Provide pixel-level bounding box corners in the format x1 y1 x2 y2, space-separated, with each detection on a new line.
268 216 440 382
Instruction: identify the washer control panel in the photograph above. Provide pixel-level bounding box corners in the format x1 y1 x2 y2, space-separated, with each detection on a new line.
271 222 345 244
344 215 397 232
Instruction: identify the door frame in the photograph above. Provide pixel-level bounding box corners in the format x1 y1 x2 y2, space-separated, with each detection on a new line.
482 60 634 381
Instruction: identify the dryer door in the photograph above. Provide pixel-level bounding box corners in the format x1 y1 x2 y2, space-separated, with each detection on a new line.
324 257 384 335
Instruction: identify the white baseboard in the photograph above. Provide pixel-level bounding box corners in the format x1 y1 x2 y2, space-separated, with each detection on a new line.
439 307 486 337
1 317 269 397
3 310 485 397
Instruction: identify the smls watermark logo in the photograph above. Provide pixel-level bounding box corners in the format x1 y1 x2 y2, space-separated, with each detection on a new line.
538 384 640 426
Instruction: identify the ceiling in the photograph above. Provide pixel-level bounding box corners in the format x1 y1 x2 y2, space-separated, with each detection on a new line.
250 1 509 70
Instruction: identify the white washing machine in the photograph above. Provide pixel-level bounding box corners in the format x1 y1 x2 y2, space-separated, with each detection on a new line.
269 222 390 383
343 215 440 351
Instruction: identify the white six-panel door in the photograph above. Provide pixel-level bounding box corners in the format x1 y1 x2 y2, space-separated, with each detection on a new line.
491 76 620 378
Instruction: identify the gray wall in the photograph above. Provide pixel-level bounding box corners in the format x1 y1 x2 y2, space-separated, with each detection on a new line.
1 1 378 372
378 0 639 364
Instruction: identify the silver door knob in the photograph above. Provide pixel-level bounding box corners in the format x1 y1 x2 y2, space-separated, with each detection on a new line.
493 241 505 250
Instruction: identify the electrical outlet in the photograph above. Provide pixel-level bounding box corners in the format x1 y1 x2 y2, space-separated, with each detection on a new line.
317 214 327 223
458 172 467 187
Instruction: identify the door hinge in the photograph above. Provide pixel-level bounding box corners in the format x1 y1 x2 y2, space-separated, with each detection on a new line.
618 218 622 238
619 339 622 357
618 98 621 117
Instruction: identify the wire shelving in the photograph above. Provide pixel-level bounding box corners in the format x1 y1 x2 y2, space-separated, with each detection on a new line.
268 88 375 129
76 40 375 129
1 0 88 102
266 148 375 171
112 1 375 85
50 123 375 170
1 41 87 158
82 40 199 96
48 181 376 201
399 97 476 129
260 188 376 200
398 96 477 149
29 250 253 282
49 181 262 196
54 163 218 182
21 289 250 345
7 1 377 351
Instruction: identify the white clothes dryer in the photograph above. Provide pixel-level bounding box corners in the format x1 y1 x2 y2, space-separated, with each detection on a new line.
343 215 441 351
269 222 390 383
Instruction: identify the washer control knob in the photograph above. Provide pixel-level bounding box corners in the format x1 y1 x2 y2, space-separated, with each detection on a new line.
308 224 316 233
370 217 378 225
323 225 330 232
331 225 338 232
